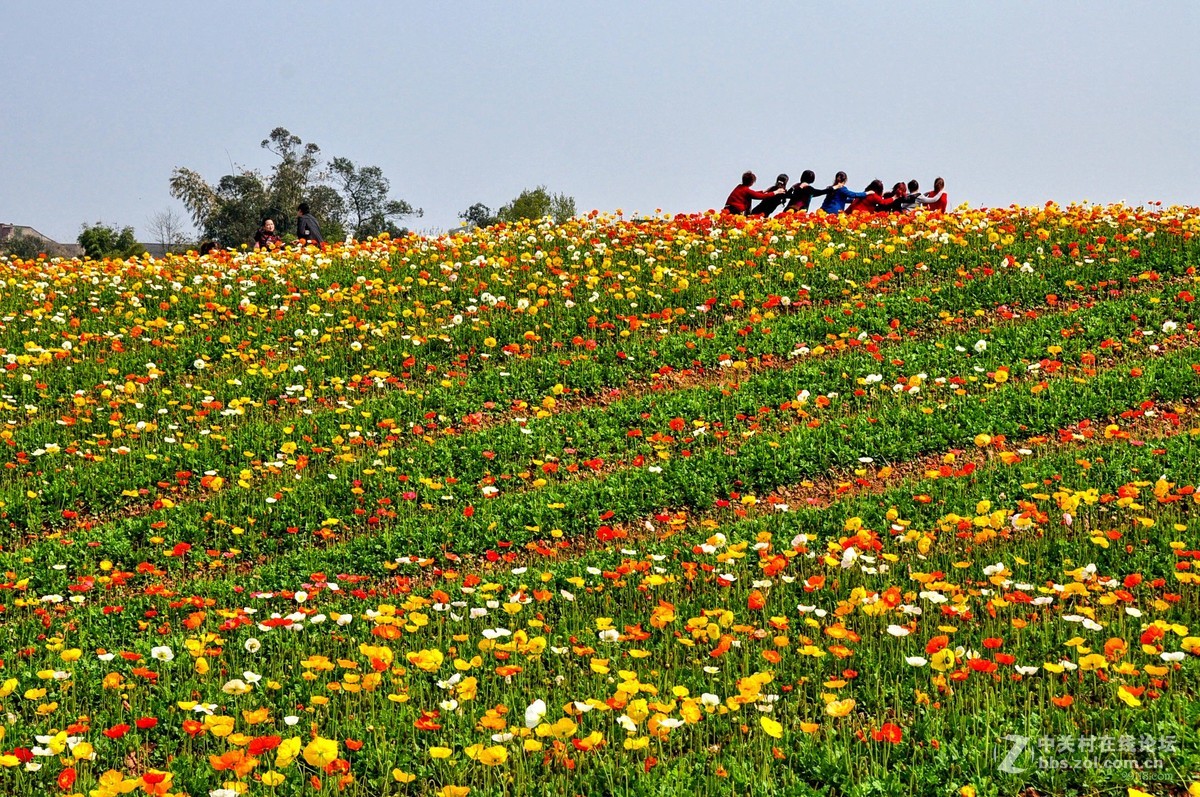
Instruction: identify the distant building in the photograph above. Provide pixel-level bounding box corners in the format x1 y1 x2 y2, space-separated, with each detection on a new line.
0 223 84 257
1 223 179 259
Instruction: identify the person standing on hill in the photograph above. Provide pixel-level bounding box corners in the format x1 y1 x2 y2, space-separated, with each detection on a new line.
818 172 870 215
296 203 325 245
915 177 948 212
781 170 831 214
748 174 791 217
723 171 785 215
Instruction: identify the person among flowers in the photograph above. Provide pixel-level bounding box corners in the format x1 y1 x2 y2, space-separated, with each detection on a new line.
818 171 870 214
253 218 282 249
914 176 948 212
723 171 786 215
780 170 831 214
849 181 906 214
296 202 325 245
748 174 791 217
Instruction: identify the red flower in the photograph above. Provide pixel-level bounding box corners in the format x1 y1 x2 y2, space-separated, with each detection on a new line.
135 717 158 730
103 724 131 739
248 735 282 755
872 723 903 744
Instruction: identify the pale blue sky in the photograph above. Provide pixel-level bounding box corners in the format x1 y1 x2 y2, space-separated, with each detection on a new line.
2 2 1197 243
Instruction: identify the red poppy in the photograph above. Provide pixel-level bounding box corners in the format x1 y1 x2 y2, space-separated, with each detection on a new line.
872 723 903 744
103 724 131 739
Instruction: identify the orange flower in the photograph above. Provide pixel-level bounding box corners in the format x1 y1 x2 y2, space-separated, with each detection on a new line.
873 723 903 744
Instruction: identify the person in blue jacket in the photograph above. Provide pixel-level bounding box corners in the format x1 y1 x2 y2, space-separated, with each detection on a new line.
818 172 869 214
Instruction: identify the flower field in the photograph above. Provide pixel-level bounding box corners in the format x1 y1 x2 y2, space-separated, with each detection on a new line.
0 205 1198 796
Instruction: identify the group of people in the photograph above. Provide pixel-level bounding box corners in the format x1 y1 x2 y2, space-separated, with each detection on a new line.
196 203 327 254
252 202 325 249
723 171 947 217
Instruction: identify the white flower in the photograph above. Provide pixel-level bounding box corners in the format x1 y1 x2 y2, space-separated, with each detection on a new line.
244 638 261 654
193 359 207 370
525 699 547 728
1162 320 1178 333
973 339 987 353
886 625 910 637
294 590 308 603
150 646 174 662
905 656 928 667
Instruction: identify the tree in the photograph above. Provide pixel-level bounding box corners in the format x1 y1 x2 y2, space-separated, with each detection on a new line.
169 128 416 246
78 223 146 260
495 186 577 225
328 157 422 239
458 202 498 230
146 208 191 254
0 234 51 259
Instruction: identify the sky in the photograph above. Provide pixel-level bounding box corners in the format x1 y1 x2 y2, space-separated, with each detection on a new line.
2 2 1198 243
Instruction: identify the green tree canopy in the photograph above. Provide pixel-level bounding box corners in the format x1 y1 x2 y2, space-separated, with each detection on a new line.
77 223 146 260
169 128 420 247
458 202 499 230
495 186 576 225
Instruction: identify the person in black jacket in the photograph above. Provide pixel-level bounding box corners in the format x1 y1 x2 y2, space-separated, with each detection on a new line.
748 174 790 217
781 170 832 214
296 203 325 245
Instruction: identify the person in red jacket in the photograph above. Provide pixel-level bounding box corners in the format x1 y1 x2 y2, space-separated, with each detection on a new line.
915 177 948 212
723 171 784 215
850 181 906 214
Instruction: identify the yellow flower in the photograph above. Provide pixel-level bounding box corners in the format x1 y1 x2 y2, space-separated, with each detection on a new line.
204 715 235 737
1117 686 1142 708
242 707 270 724
275 737 302 768
437 787 470 797
302 737 339 769
477 746 508 766
392 769 417 783
930 648 957 672
759 717 783 739
429 746 454 759
261 770 286 786
406 648 444 673
825 698 855 718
